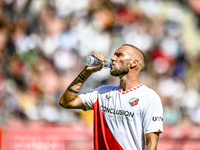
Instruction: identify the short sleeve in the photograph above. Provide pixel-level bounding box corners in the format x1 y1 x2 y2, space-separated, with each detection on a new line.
78 87 99 111
142 91 163 134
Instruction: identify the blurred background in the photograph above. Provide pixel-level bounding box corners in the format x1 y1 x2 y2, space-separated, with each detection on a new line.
0 0 200 149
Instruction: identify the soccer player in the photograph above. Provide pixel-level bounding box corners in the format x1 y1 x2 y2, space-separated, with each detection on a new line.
59 44 163 150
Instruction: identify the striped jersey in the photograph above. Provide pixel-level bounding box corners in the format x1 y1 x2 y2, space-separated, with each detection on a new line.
79 84 163 150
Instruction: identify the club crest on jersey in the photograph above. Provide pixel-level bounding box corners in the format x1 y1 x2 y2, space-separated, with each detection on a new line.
129 97 139 106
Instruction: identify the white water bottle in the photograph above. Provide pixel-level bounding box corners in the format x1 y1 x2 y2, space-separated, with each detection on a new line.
83 56 112 69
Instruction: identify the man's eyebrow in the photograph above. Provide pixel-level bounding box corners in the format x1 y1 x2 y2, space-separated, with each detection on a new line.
114 51 123 55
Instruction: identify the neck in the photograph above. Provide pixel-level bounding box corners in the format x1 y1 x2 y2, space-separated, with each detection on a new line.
119 72 140 91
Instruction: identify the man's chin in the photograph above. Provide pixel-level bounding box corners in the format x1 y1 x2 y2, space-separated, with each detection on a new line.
110 69 129 77
110 70 121 76
110 69 118 76
110 73 119 77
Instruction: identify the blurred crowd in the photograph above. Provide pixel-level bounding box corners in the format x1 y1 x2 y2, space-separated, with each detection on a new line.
0 0 200 127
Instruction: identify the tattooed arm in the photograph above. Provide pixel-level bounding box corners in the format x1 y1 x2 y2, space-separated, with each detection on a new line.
59 54 104 110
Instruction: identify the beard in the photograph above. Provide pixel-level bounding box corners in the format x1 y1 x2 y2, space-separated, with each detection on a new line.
110 62 129 76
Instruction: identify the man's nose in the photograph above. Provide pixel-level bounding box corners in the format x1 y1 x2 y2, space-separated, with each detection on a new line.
110 55 116 61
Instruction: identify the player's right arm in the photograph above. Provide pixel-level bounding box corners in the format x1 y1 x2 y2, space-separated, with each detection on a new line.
59 54 104 110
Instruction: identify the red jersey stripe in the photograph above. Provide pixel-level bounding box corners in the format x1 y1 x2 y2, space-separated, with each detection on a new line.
94 98 123 150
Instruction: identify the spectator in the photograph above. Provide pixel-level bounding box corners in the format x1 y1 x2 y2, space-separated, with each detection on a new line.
0 0 199 128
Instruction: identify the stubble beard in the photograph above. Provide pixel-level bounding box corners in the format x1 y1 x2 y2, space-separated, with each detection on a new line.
110 63 129 77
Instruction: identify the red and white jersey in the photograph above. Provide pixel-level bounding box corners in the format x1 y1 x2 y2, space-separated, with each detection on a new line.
79 84 163 150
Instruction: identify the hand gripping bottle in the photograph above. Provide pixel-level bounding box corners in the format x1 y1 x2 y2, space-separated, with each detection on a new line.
83 56 112 69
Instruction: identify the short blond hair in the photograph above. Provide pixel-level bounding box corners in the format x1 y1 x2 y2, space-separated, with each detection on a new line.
122 44 145 71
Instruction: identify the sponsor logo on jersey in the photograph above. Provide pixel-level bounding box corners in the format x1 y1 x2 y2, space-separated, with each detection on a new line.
152 116 163 121
99 106 134 118
129 97 139 106
104 95 112 100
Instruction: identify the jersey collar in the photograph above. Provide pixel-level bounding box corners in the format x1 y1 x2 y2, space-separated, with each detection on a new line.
118 84 143 94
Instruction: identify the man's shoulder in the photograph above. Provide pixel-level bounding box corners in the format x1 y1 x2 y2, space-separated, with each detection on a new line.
97 85 118 93
140 84 160 97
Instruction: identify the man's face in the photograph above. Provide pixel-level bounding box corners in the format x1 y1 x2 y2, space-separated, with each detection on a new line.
110 46 132 77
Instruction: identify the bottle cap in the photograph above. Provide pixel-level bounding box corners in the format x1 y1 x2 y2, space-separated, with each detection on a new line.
110 62 113 68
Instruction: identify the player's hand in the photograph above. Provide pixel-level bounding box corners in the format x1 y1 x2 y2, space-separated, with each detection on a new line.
85 54 104 73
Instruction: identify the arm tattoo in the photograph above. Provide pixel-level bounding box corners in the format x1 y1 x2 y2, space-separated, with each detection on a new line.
78 72 87 81
67 72 87 94
67 87 79 94
76 83 82 90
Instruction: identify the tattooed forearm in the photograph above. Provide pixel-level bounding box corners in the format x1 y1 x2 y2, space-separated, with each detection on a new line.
76 82 82 90
78 72 87 81
59 69 92 108
67 82 82 94
67 87 79 94
67 72 88 94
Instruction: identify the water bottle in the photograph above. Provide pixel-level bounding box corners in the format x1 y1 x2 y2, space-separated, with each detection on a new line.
83 56 112 69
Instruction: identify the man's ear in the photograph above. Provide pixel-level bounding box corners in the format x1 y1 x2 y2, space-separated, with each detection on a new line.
130 60 138 68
